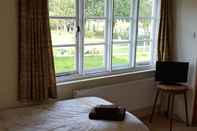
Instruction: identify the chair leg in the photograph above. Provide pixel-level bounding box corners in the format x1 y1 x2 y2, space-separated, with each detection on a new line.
149 89 160 123
166 94 171 119
170 95 175 131
184 92 189 126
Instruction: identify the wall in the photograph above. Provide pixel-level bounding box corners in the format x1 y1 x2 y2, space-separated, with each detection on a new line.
73 78 156 112
0 0 19 109
59 72 156 116
58 70 155 99
173 0 197 123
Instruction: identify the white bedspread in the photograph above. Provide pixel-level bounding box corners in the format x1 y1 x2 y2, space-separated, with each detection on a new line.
0 97 149 131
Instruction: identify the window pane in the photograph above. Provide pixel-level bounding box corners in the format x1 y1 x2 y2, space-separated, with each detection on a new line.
112 44 129 67
113 19 131 41
113 0 132 17
136 41 151 64
50 19 76 45
139 0 153 17
53 47 76 73
85 0 105 17
84 45 105 70
84 19 105 44
137 19 153 41
49 0 75 17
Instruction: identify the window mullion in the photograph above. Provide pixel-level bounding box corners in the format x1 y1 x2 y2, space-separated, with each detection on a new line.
104 0 108 71
78 0 85 74
75 0 79 74
131 0 140 68
106 0 113 72
128 0 134 68
151 0 161 65
50 16 76 19
150 0 157 65
53 45 76 48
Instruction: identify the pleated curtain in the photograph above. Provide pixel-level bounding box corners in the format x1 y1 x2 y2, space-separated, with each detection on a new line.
193 82 197 124
18 0 57 102
157 0 173 61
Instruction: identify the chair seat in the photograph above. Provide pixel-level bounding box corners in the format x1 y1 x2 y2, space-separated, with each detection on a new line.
157 84 189 94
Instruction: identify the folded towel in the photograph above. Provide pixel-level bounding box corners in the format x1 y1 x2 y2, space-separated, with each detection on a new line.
89 105 126 121
94 105 121 113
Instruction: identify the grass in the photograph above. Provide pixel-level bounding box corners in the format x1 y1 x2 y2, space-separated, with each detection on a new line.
84 55 104 70
54 56 75 73
54 52 150 73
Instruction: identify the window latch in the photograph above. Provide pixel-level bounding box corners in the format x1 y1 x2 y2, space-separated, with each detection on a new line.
77 26 80 32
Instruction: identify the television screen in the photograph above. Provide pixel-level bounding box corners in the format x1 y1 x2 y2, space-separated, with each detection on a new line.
156 61 189 84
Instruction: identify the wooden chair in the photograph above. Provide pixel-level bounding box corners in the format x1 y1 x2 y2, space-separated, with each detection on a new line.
149 83 190 131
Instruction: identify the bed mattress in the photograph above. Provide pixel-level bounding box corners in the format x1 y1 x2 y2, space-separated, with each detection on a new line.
0 97 149 131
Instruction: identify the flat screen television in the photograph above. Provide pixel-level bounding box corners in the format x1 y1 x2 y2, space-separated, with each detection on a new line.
155 61 189 84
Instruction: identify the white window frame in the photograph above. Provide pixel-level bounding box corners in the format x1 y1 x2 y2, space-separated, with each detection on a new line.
49 0 160 79
83 0 108 73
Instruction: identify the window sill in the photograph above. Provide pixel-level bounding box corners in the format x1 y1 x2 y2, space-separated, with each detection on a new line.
57 65 156 87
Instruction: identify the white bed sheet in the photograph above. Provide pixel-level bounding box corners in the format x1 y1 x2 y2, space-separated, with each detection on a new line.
0 97 149 131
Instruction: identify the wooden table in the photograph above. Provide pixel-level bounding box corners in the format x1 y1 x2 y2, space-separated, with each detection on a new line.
149 83 190 131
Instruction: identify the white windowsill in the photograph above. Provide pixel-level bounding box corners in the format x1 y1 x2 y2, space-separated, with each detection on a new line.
57 65 156 87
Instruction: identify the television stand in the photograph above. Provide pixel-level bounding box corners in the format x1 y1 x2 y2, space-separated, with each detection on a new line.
158 82 182 86
149 83 190 131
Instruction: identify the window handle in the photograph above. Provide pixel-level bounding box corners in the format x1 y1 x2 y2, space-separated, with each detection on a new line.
77 26 80 32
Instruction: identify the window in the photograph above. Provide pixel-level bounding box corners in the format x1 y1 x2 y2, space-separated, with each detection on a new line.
136 0 156 65
49 0 160 78
84 0 107 71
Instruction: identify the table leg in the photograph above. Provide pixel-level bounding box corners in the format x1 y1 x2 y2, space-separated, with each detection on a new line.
184 92 189 126
166 94 171 119
170 95 175 131
149 89 160 123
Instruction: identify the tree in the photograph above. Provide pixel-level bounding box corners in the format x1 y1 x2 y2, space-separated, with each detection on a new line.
139 0 153 40
114 0 130 17
49 0 75 17
49 0 153 18
49 0 153 38
86 0 104 16
139 0 153 17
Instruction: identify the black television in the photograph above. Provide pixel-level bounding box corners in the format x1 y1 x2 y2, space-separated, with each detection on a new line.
155 61 189 84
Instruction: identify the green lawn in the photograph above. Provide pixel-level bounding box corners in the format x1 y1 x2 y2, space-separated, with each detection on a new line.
54 55 128 73
54 52 149 73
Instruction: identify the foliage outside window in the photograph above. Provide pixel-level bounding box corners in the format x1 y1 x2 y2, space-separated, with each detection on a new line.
49 0 160 77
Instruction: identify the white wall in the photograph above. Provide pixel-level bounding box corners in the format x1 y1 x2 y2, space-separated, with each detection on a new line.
173 0 197 123
73 78 156 112
0 0 19 109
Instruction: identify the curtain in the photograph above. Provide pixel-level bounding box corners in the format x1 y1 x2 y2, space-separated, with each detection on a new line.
157 0 173 61
193 92 197 124
18 0 57 102
193 78 197 124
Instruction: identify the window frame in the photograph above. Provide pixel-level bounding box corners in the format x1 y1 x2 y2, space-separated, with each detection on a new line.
138 0 160 66
49 0 79 75
49 0 160 79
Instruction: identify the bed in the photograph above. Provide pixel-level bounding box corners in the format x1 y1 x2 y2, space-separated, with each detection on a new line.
0 97 149 131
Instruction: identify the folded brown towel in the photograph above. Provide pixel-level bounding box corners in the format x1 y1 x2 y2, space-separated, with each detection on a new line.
89 105 126 121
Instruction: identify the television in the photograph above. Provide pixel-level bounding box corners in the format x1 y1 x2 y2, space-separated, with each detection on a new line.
155 61 189 84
